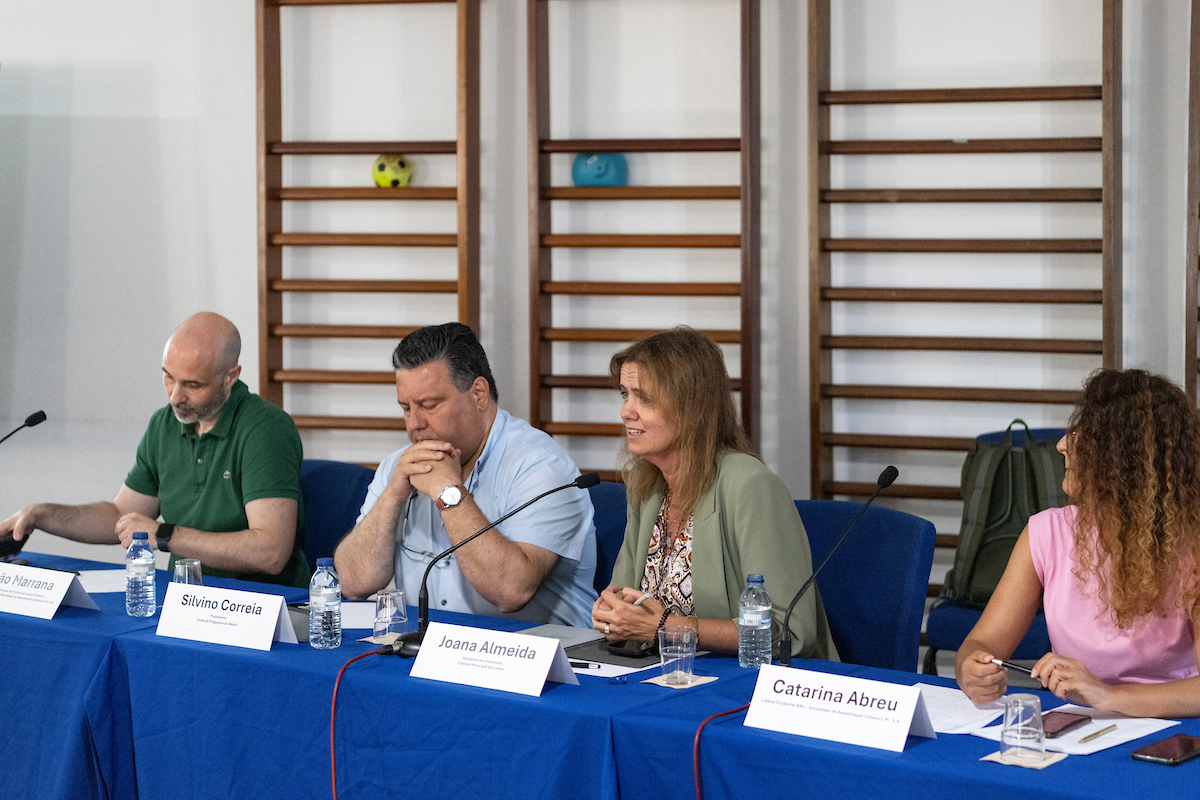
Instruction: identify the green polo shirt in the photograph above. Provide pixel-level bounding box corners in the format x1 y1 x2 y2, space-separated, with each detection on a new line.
124 380 309 588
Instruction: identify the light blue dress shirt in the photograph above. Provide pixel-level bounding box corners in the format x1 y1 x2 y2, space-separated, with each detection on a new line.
357 409 598 627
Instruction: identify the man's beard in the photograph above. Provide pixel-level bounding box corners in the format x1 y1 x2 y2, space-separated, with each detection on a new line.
173 391 228 426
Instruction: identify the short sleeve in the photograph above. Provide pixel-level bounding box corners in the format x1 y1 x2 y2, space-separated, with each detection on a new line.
238 410 303 503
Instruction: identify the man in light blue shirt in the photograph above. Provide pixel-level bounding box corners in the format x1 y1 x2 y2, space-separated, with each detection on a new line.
335 323 597 627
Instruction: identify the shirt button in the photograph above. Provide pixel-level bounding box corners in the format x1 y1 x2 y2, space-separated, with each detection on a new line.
441 600 447 606
197 458 203 464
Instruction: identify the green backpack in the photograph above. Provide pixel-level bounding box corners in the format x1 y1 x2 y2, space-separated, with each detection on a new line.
943 420 1068 608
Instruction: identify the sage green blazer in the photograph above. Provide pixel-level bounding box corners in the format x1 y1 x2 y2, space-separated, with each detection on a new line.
609 452 839 661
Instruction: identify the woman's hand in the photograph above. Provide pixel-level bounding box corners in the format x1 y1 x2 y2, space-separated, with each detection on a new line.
957 650 1009 705
1032 653 1113 709
591 586 663 642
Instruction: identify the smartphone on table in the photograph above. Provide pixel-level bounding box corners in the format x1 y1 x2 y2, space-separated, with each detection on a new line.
1042 710 1091 739
1131 734 1200 766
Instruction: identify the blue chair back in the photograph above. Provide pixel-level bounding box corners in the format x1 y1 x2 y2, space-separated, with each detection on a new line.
794 500 936 671
300 459 375 565
588 481 628 594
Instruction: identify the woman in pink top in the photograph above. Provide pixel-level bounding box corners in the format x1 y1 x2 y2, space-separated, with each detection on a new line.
957 369 1200 718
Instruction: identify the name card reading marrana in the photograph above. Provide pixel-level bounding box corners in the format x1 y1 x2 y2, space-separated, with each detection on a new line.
0 561 99 619
409 622 578 696
744 666 936 752
157 583 297 651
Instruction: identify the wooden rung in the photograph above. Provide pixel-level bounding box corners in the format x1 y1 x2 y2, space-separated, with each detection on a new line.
544 186 740 201
269 141 457 155
292 415 406 431
823 137 1102 155
542 234 741 249
822 336 1102 354
821 384 1082 404
820 85 1103 105
271 233 458 247
541 281 741 297
821 188 1101 203
277 187 457 201
543 327 741 344
822 433 977 451
277 0 452 5
821 287 1103 304
936 534 960 549
273 370 395 385
271 324 419 339
542 422 625 437
271 279 458 294
823 481 962 501
823 238 1102 253
541 375 743 391
541 138 741 153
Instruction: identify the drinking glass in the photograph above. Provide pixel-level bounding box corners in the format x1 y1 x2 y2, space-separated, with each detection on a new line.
373 590 408 642
657 626 697 686
173 559 203 585
1000 693 1045 764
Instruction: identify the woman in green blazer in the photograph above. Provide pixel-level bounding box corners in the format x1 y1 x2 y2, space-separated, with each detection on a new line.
591 328 838 661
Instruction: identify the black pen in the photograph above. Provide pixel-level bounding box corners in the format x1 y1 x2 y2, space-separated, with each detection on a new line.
991 657 1033 675
570 660 601 670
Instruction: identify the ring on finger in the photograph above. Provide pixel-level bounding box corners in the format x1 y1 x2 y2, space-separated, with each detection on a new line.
604 623 611 635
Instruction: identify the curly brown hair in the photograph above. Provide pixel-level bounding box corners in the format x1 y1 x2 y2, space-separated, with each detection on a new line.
1068 369 1200 627
609 327 755 514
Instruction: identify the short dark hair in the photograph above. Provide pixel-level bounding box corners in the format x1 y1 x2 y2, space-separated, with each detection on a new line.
391 322 498 403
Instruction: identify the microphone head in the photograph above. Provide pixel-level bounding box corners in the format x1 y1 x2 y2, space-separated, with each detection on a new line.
575 472 601 489
877 465 899 490
24 410 47 427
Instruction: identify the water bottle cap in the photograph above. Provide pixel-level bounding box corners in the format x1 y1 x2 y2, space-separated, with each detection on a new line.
133 531 149 540
747 574 764 584
317 557 334 567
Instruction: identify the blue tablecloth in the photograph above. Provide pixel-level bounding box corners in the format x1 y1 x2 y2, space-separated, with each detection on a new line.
611 659 1200 800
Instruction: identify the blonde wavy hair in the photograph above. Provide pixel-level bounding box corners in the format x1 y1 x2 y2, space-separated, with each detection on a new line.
1069 369 1200 627
609 327 755 515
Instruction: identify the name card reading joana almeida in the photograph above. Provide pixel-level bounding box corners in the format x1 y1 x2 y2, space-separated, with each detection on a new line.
743 666 936 752
0 561 98 619
409 621 577 696
157 582 297 651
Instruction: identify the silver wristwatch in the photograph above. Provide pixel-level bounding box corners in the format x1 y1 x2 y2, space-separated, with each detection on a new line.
435 484 467 512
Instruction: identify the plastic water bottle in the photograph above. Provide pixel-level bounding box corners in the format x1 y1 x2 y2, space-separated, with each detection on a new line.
125 531 156 617
738 574 772 668
309 558 342 649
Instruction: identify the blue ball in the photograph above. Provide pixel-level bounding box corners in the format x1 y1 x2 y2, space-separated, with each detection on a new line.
572 153 629 187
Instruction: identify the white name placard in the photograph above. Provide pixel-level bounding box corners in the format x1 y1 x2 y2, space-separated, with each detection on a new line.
744 666 936 752
409 621 578 696
157 583 297 651
0 562 98 619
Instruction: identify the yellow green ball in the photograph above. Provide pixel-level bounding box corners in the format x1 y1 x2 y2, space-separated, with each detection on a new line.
372 155 413 188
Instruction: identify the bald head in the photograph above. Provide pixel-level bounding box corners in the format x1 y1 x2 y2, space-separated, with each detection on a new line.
161 313 243 432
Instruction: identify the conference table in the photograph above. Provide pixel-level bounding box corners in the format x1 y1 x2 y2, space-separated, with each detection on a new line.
6 553 1200 800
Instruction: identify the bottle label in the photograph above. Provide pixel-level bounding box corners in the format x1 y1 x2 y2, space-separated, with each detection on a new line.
740 610 764 627
127 562 153 579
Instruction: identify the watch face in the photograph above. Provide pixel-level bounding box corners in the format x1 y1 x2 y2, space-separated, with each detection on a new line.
439 485 463 507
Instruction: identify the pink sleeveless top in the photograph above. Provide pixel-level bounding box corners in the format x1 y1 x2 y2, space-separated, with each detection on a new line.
1029 506 1197 684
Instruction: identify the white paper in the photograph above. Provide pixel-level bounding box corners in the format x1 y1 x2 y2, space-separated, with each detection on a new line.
918 684 1006 733
76 570 130 594
340 601 377 630
410 622 578 696
0 562 98 619
157 583 292 651
744 666 936 752
971 703 1179 755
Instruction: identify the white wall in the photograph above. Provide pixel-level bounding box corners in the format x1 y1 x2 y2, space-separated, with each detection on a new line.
0 0 1191 564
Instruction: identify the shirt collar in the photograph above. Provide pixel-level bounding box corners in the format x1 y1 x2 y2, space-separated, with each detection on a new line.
176 380 249 440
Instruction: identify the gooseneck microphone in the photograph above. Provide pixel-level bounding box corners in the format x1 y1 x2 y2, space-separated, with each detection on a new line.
387 472 601 658
778 465 898 668
0 411 47 447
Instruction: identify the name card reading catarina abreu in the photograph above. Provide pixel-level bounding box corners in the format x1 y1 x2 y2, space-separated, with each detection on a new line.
157 582 297 651
744 666 936 752
410 621 577 696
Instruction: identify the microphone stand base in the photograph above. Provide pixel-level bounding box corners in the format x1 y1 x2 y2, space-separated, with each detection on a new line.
396 628 425 658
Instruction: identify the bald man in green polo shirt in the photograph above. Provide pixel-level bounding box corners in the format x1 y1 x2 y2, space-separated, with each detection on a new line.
1 312 309 587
